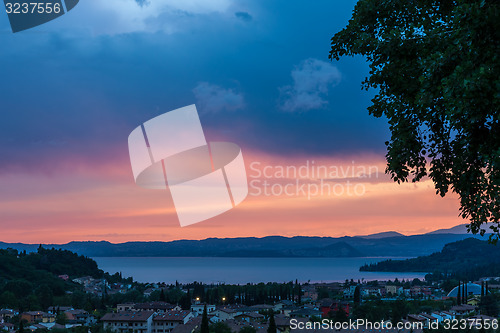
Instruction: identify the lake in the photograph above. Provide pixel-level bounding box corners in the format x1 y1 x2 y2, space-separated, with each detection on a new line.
93 257 425 284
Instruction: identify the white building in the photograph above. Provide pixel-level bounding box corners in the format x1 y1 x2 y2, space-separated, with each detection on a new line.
102 311 154 333
152 311 193 333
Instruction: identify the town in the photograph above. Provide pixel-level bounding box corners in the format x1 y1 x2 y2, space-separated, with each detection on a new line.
1 274 499 333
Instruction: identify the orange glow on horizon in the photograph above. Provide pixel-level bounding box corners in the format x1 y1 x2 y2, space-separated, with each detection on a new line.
0 148 466 244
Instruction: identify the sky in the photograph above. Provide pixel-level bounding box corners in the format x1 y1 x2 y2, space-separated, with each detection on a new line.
0 0 466 243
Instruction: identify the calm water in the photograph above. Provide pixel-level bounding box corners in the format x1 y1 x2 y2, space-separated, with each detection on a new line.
93 257 425 284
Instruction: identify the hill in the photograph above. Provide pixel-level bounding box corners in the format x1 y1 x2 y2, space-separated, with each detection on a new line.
356 231 405 239
0 246 104 310
0 232 488 258
426 223 494 235
360 238 500 280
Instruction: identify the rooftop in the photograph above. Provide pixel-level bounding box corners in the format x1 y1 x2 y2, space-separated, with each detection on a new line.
101 311 154 322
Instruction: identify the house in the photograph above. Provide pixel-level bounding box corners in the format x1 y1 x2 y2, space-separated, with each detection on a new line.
47 306 73 314
20 312 55 323
117 303 136 313
289 308 322 318
212 308 237 322
171 317 201 333
450 304 477 317
0 310 17 321
152 311 194 333
468 314 497 328
407 314 428 327
0 323 14 332
342 285 357 299
72 276 93 285
419 313 437 327
318 299 349 317
274 314 291 333
143 288 155 297
430 312 445 323
279 306 298 317
101 311 154 333
190 304 215 316
134 302 180 313
440 311 455 321
385 285 398 295
64 309 95 325
234 313 265 323
467 296 481 306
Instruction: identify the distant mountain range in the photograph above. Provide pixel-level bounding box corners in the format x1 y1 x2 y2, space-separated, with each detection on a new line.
0 224 490 258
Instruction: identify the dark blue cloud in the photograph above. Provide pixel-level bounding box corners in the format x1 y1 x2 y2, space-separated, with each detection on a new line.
235 12 252 22
135 0 150 7
0 0 388 173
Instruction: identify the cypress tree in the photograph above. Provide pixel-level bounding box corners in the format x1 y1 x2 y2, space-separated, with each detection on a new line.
353 286 361 305
201 304 209 333
267 312 276 333
457 282 461 305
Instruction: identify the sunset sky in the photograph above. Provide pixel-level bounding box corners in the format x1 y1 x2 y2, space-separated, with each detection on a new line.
0 0 465 243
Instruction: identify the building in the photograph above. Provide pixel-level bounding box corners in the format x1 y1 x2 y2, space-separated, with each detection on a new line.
288 308 322 319
134 302 179 313
0 323 14 332
212 308 237 322
234 313 265 323
152 311 194 333
343 285 357 299
450 304 477 317
171 317 201 333
318 299 349 317
47 306 73 314
20 312 55 324
190 304 215 316
0 310 17 321
101 311 154 333
117 303 136 313
64 309 95 325
446 283 482 298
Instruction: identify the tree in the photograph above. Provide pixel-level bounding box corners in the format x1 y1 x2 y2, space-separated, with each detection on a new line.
480 294 499 317
36 284 53 310
239 327 256 333
267 312 276 333
201 305 209 333
329 0 500 241
391 300 409 324
210 323 231 333
0 291 18 309
56 313 67 325
353 286 361 305
481 280 485 300
330 308 348 323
